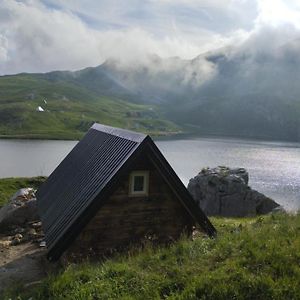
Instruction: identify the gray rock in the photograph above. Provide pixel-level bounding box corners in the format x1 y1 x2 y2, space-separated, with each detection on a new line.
11 233 24 245
27 228 37 237
10 188 35 204
14 227 25 234
0 188 39 232
188 166 280 217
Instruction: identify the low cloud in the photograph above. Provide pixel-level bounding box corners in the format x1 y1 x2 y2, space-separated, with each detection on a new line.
0 34 8 63
0 0 109 74
0 0 255 75
1 0 300 81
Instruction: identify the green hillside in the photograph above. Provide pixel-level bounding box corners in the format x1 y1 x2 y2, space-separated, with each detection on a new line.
4 212 300 299
0 73 180 139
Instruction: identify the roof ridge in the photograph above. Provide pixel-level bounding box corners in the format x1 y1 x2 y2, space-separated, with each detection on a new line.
91 123 147 142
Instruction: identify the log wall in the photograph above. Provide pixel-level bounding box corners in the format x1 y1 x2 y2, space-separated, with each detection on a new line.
62 154 194 261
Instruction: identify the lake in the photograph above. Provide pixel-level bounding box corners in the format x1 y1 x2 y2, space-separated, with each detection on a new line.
0 137 299 210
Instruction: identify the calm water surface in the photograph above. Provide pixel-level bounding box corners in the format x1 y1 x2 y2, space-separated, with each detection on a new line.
0 137 299 210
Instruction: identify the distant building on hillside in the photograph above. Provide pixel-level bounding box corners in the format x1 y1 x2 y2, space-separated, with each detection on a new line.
36 106 44 112
36 123 216 262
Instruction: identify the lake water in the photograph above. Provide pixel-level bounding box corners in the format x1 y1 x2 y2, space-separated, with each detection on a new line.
0 137 299 211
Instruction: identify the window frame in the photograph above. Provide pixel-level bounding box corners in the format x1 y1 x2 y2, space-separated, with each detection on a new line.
129 170 149 196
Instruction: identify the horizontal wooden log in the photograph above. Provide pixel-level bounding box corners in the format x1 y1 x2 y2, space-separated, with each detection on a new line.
63 155 194 261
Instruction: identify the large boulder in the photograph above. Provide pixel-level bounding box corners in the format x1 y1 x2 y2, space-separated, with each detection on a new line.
188 166 280 217
0 188 39 232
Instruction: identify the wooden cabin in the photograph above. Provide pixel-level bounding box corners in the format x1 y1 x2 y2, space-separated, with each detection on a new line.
37 123 216 262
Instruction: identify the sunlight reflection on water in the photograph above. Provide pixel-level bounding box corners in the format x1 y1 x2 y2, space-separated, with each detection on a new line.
157 137 300 211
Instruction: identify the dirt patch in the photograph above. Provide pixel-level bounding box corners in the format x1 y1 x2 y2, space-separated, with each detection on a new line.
0 239 47 293
0 187 60 295
0 221 60 295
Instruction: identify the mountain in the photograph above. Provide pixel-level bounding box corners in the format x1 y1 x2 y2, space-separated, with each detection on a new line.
97 43 300 141
0 71 179 139
168 46 300 141
1 39 300 141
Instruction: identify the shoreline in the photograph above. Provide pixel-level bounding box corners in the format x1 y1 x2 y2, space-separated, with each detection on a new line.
1 130 300 144
0 130 183 142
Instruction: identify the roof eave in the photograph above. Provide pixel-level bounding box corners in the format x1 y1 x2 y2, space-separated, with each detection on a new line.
144 136 217 237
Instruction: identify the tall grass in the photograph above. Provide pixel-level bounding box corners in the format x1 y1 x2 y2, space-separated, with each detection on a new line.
4 212 300 299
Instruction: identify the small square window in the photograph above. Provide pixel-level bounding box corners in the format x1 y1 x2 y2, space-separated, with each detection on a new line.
133 176 145 192
129 171 149 196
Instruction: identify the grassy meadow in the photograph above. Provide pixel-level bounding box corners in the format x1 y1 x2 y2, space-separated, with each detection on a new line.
3 211 300 300
0 74 180 139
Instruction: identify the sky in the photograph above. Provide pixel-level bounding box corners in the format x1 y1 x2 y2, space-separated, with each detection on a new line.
1 0 300 75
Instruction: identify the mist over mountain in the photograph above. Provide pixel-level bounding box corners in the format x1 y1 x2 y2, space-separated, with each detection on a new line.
93 28 300 141
1 23 300 141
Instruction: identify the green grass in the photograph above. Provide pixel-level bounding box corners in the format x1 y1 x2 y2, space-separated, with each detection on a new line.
0 176 46 207
0 73 180 139
3 212 300 299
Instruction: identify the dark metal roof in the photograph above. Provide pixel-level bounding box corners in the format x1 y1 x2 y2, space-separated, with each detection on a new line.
37 123 216 261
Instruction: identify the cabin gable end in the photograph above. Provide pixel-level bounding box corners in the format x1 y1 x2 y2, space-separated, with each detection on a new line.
62 152 195 260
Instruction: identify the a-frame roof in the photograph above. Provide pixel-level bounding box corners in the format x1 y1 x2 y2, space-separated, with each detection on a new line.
37 123 216 261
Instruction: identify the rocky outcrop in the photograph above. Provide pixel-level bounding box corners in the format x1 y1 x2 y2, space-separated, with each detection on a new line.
188 166 280 217
0 188 39 232
0 188 50 294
